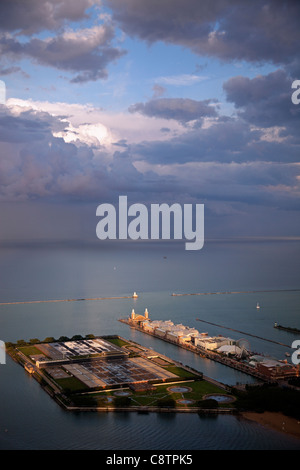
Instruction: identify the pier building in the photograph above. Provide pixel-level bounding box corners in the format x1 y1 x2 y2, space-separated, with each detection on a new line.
194 336 236 351
131 308 149 322
128 310 237 351
123 309 299 382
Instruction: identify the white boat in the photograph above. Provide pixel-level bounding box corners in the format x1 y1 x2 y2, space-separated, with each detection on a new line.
256 302 260 309
132 292 138 298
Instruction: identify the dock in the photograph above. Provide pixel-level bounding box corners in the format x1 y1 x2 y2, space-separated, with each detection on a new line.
119 318 268 381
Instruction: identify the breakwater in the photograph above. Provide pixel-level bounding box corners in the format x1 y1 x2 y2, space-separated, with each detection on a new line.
0 295 134 306
196 318 291 348
172 289 300 296
274 323 300 335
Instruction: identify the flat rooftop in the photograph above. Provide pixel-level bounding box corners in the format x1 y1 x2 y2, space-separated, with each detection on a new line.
61 356 177 388
36 337 127 360
29 336 178 390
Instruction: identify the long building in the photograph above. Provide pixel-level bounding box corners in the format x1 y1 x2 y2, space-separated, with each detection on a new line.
122 309 299 382
130 309 237 353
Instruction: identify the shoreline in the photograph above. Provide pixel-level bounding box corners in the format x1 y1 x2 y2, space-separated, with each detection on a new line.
242 411 300 440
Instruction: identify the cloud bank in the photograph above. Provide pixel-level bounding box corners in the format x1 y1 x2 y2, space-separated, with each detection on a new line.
0 0 299 241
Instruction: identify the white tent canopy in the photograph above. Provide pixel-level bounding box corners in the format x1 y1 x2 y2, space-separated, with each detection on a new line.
217 345 243 355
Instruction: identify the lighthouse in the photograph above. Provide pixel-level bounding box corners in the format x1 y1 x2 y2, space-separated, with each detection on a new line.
144 308 149 319
131 309 136 320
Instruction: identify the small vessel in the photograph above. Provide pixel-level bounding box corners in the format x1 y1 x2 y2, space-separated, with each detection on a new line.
285 352 291 357
132 292 138 298
256 302 260 309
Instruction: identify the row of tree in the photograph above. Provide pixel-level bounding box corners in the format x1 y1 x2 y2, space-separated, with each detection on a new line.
6 334 97 349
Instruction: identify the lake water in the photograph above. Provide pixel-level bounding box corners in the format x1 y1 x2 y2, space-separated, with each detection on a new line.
0 239 300 450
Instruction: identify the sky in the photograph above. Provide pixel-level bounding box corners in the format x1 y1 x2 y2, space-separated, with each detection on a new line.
0 0 299 244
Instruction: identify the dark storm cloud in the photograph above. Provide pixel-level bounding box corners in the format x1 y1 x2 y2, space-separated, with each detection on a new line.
129 118 262 164
223 69 300 128
0 1 126 83
0 0 298 233
128 98 218 123
106 0 300 67
128 114 300 184
0 102 299 237
0 105 67 142
0 105 106 200
0 0 100 35
0 105 157 202
0 24 126 83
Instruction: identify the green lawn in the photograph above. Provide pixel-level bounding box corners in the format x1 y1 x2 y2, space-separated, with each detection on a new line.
154 380 225 399
77 379 231 409
18 346 44 357
164 365 199 379
55 376 87 392
105 337 130 348
130 380 230 408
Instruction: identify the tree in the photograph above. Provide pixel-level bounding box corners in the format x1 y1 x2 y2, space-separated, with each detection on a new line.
29 338 40 344
114 396 132 407
71 335 83 341
43 337 56 343
198 399 219 409
58 336 70 342
157 397 176 408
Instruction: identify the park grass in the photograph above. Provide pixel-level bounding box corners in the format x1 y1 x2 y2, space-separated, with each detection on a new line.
164 365 198 379
88 380 230 408
105 337 130 348
18 345 44 357
63 377 234 410
55 376 88 392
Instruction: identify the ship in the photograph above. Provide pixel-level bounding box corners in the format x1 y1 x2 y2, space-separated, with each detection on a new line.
256 302 260 309
132 292 138 298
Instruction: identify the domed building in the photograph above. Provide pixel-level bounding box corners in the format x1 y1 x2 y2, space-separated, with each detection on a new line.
130 308 149 323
